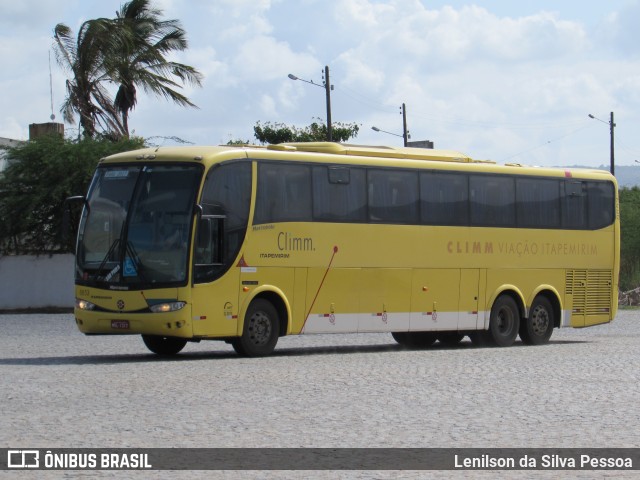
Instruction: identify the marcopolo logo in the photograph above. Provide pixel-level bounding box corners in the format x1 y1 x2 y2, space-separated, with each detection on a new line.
8 450 39 468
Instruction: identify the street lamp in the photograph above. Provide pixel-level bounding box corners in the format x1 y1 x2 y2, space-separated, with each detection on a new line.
371 126 407 145
588 112 615 176
371 103 409 146
288 66 333 141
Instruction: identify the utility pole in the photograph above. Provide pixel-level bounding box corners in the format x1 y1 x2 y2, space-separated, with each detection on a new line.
288 66 334 142
588 112 615 176
401 103 408 147
610 111 615 176
324 66 333 142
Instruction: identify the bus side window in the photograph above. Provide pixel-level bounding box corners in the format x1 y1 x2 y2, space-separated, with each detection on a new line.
516 178 561 228
367 169 418 224
588 181 615 229
255 163 312 224
470 174 515 227
313 166 366 222
195 216 223 265
420 171 468 225
562 181 587 229
195 162 251 283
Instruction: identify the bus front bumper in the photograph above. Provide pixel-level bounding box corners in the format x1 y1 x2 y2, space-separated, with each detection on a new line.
74 306 193 338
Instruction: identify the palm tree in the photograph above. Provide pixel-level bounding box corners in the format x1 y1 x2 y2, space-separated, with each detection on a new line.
109 0 203 136
53 22 125 138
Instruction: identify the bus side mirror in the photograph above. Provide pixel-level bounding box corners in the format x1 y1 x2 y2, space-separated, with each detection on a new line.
62 195 87 244
194 215 225 266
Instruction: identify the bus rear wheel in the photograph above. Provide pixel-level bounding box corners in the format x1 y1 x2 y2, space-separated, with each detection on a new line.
392 331 437 348
520 296 554 345
142 335 187 355
482 295 520 347
232 299 280 357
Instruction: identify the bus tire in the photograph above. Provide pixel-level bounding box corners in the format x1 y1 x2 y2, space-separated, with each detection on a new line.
438 332 465 346
520 296 554 345
391 331 437 348
232 298 279 357
142 335 187 355
485 295 520 347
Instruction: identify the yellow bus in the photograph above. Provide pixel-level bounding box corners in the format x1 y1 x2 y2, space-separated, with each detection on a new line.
70 142 619 356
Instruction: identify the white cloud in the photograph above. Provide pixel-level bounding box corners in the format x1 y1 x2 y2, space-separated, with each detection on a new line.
277 82 303 111
0 117 29 141
599 0 640 56
336 0 397 28
334 2 588 68
182 46 231 88
1 1 639 167
0 0 66 29
259 94 277 117
233 35 319 81
336 51 386 93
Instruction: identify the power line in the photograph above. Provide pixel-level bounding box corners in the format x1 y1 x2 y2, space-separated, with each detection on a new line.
500 123 594 162
336 83 590 130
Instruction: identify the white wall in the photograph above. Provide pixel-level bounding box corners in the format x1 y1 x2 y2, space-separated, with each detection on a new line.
0 254 74 310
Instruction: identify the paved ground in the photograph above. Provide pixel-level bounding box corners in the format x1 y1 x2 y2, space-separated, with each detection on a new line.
1 310 639 479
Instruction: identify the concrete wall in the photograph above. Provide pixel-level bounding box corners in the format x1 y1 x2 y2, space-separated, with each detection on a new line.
0 254 74 310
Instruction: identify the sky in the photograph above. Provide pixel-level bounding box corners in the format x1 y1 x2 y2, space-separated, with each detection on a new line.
1 0 640 170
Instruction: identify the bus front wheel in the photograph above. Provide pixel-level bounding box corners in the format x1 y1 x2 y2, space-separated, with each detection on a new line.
520 296 554 345
232 299 280 357
142 335 187 355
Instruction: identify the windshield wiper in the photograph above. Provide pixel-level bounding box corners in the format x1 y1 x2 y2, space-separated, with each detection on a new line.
94 221 125 281
96 238 122 282
125 241 148 283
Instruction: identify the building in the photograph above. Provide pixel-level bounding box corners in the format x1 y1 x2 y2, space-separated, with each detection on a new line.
0 123 63 173
0 137 26 172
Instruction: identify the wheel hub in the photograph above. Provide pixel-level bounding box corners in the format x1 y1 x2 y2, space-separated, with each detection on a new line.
248 311 271 345
496 307 514 334
531 305 549 335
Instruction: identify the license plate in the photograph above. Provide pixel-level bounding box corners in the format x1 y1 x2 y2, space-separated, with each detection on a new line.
111 320 130 330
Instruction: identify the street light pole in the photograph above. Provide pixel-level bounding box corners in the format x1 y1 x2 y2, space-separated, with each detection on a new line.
609 111 615 176
401 103 408 147
288 66 333 142
588 112 615 176
372 103 409 146
324 66 332 142
371 126 404 143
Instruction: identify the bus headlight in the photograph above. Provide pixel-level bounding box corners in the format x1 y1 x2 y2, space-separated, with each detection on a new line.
149 301 186 313
76 298 96 311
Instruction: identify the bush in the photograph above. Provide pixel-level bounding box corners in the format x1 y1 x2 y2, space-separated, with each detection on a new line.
0 134 144 254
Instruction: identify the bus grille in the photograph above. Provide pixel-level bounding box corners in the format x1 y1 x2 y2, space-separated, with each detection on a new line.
565 269 613 315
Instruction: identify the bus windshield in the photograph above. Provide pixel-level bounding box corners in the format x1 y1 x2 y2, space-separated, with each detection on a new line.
76 164 202 288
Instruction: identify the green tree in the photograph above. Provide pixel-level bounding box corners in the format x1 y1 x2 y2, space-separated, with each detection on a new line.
0 135 144 254
226 138 252 146
619 187 640 291
253 119 360 144
53 22 126 138
109 0 203 137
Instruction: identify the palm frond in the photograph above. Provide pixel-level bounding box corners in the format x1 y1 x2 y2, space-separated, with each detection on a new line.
54 0 202 138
